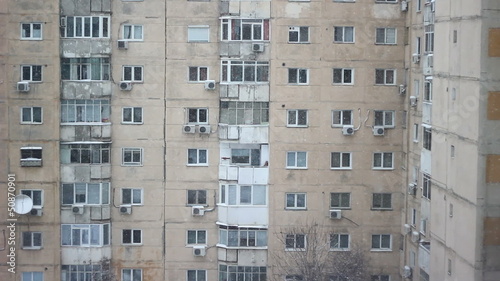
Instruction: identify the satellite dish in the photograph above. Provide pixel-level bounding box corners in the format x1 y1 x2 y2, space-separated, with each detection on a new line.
14 194 34 214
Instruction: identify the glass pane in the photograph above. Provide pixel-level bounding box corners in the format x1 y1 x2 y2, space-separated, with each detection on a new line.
253 185 266 205
198 231 206 244
189 67 198 81
123 108 132 122
240 186 252 204
287 152 295 167
90 225 99 245
297 152 307 167
134 108 142 122
134 26 143 39
297 194 305 207
288 69 297 83
299 27 308 42
133 230 141 243
134 67 142 81
188 149 197 164
87 184 100 204
132 189 142 204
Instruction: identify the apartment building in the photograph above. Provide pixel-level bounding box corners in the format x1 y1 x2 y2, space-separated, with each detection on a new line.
1 0 499 281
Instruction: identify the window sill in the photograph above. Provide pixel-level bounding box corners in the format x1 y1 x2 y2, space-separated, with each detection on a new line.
287 83 309 86
187 164 209 167
333 41 355 44
21 122 43 125
374 84 397 86
219 82 269 85
372 168 395 171
286 167 308 170
371 208 393 211
121 122 143 125
288 42 311 44
331 207 351 210
330 168 352 170
20 38 43 41
329 248 350 251
122 244 143 246
285 208 307 211
121 164 143 167
22 247 42 250
61 122 111 126
370 249 393 252
216 244 268 250
375 43 397 46
285 248 306 252
286 125 309 128
332 83 354 86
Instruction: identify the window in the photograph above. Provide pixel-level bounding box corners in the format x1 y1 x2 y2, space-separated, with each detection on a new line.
62 16 109 38
371 234 391 250
287 109 308 127
22 272 43 281
330 193 351 209
219 265 267 281
416 0 422 11
231 148 261 166
61 224 110 247
187 108 208 124
61 100 110 123
332 110 353 126
373 152 394 170
334 26 354 43
286 276 304 281
187 270 206 281
372 193 392 210
331 152 352 169
422 173 431 199
402 111 407 128
21 190 43 207
219 184 267 206
122 188 143 205
423 126 432 150
220 101 269 125
187 190 207 205
375 0 397 2
423 79 432 102
330 234 349 250
21 107 42 124
61 58 110 81
413 124 419 142
122 107 143 124
288 26 309 43
371 275 390 281
122 66 143 82
122 269 142 281
187 230 207 245
286 193 306 209
122 24 143 41
411 208 417 226
22 232 42 249
188 26 209 42
424 25 434 53
333 68 353 85
61 265 103 281
221 19 270 41
416 37 421 54
374 110 395 127
122 148 143 166
420 218 427 235
21 23 42 39
122 229 142 245
61 183 110 205
21 147 42 165
286 151 307 169
21 65 42 82
376 28 396 44
189 67 208 82
218 226 268 247
375 69 395 85
188 149 208 166
285 234 306 250
60 144 110 164
221 61 269 83
288 68 308 84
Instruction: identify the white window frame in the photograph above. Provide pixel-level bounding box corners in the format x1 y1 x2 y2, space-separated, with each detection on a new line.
285 193 306 210
220 101 269 125
332 110 353 127
62 16 110 38
333 26 354 43
374 110 395 128
375 69 396 85
187 230 207 245
375 28 397 44
122 229 142 245
288 68 309 85
333 68 354 85
21 23 42 40
122 148 143 166
122 66 143 82
21 65 42 82
288 26 309 43
422 173 431 200
231 147 261 166
22 231 42 249
21 107 43 124
187 148 208 166
60 143 110 164
122 269 142 281
61 99 111 123
330 152 352 170
187 108 208 124
423 79 432 103
423 126 432 151
188 66 209 82
285 234 306 251
22 272 43 281
122 107 143 124
187 270 207 281
424 25 434 54
187 190 207 205
122 24 143 41
416 0 422 12
221 60 269 84
371 234 392 251
411 208 417 226
330 192 351 209
287 109 308 127
286 151 308 169
413 123 419 142
122 188 143 205
416 37 421 55
20 189 43 208
330 233 350 251
61 58 110 81
21 147 42 161
61 182 110 205
373 152 394 170
375 0 397 3
372 193 392 210
218 226 268 247
219 184 267 206
188 25 210 42
61 224 110 247
221 18 269 41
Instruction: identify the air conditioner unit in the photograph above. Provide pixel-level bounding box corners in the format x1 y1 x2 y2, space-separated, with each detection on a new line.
193 245 206 256
399 84 407 95
17 81 30 92
183 125 196 134
119 205 132 215
403 224 412 234
192 206 205 216
412 53 420 64
117 40 128 50
403 265 412 278
72 205 85 215
198 125 211 134
60 16 67 27
252 43 265 53
204 80 216 90
329 209 342 219
373 126 385 136
119 81 132 91
342 125 355 136
401 0 408 11
30 208 43 216
411 231 420 243
408 183 417 195
410 96 418 107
